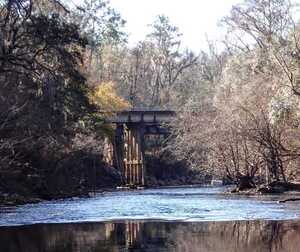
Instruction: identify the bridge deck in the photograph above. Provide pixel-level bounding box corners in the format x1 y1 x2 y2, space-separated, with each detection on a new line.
107 110 176 124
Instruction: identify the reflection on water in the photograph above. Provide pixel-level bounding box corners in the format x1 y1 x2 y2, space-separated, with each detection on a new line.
1 220 300 252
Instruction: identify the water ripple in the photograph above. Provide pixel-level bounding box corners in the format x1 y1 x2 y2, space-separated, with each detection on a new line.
0 186 300 226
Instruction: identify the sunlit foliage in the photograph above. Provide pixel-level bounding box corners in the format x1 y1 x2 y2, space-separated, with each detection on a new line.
89 82 131 113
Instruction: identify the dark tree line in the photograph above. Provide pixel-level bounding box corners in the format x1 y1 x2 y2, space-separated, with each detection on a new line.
0 0 124 201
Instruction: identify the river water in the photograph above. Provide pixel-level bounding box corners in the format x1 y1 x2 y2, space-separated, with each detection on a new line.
1 186 300 251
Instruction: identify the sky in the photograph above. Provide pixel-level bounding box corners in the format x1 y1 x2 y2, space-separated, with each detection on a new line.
108 0 241 53
71 0 300 53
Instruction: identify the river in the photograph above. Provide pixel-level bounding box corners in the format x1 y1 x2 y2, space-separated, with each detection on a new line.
1 186 300 251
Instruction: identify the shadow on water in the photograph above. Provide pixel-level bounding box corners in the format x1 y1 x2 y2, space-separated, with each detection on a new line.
1 220 300 252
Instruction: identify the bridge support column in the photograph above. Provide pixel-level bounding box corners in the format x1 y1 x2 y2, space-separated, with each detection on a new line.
124 125 145 186
107 110 175 187
113 125 125 183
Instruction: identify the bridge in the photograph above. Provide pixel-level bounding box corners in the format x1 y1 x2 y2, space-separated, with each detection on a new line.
105 110 176 187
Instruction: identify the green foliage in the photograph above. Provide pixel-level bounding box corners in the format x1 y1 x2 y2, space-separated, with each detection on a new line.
0 0 93 174
72 0 127 48
148 15 182 55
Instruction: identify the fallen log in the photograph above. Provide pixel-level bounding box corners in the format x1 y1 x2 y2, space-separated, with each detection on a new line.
278 198 300 203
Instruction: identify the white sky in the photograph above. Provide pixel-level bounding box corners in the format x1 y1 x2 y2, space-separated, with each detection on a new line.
108 0 242 52
71 0 300 53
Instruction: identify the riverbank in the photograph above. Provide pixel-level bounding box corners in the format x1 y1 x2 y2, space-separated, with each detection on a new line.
3 181 300 207
230 181 300 195
0 153 206 207
0 180 207 207
0 177 206 207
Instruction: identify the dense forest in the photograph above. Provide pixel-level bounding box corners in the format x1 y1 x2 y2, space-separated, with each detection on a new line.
0 0 300 204
170 0 300 191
